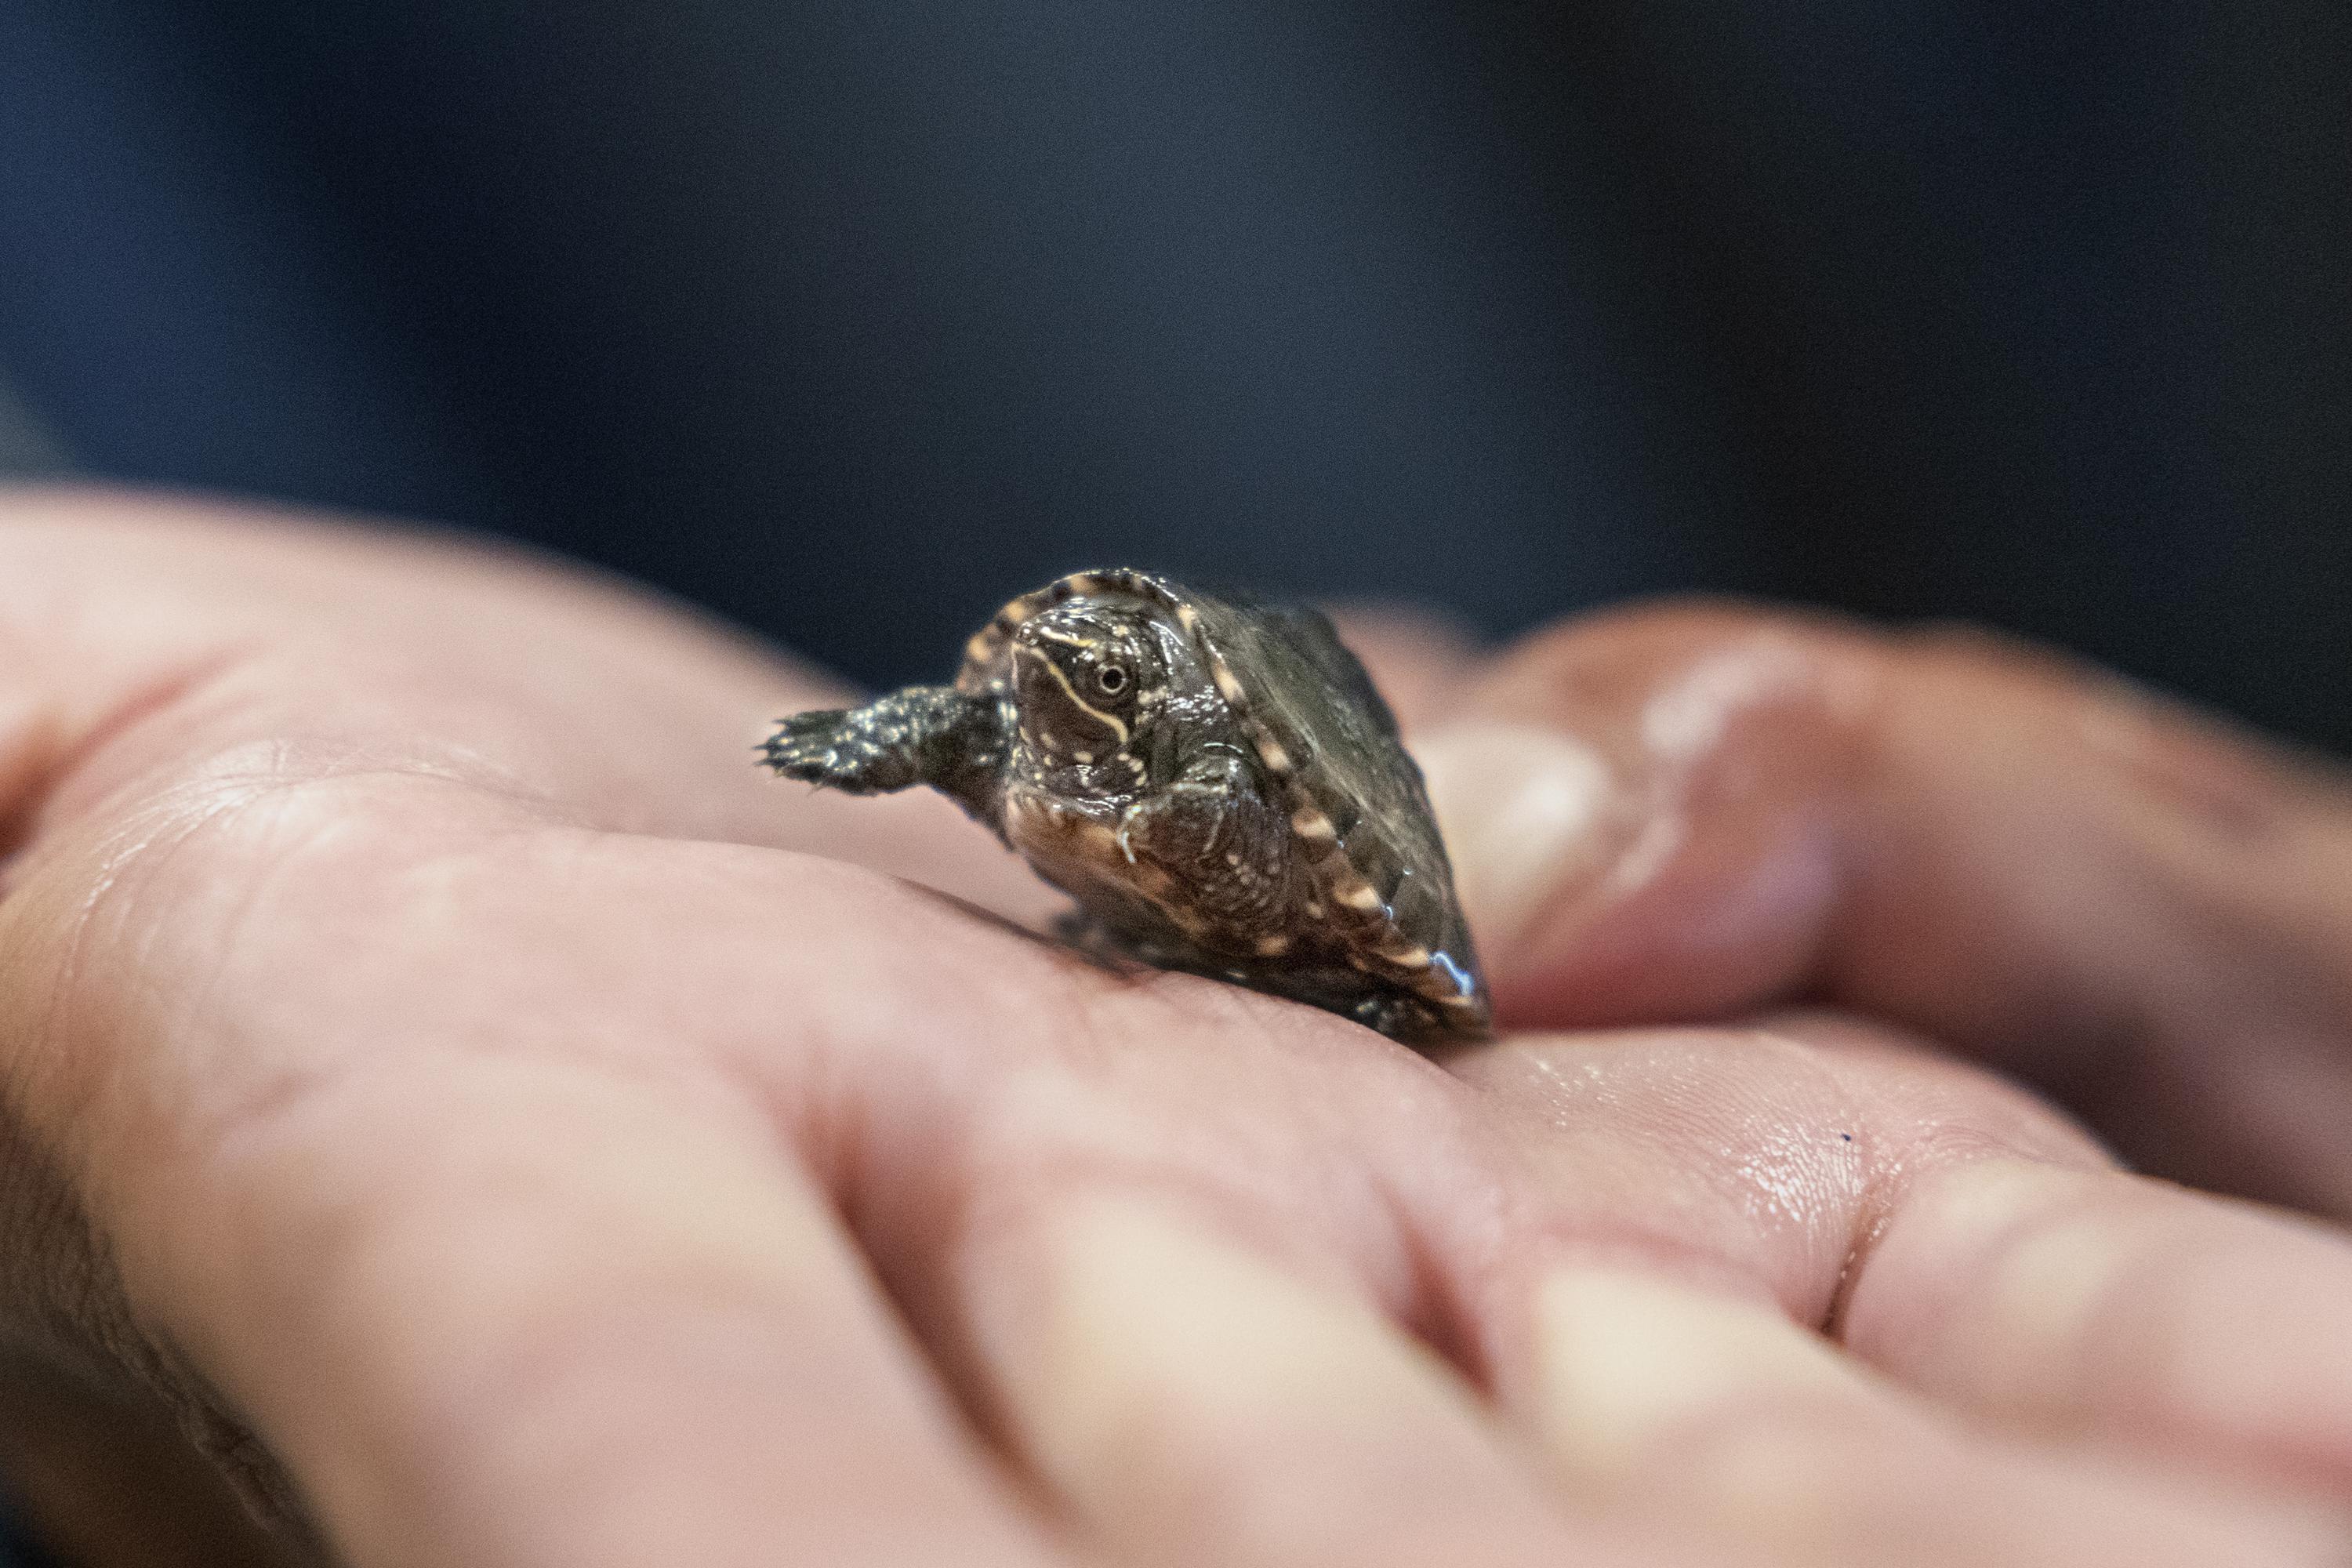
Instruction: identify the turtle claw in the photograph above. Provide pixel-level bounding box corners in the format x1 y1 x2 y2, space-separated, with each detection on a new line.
760 710 855 784
762 706 917 792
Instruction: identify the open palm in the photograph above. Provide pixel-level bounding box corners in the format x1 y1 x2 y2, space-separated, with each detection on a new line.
1 488 2347 1566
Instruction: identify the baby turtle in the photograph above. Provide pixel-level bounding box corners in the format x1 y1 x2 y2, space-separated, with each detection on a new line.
762 569 1490 1044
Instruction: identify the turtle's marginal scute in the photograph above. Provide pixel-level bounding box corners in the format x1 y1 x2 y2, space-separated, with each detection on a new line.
765 568 1491 1046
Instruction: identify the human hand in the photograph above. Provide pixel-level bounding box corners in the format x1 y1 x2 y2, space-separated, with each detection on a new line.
1414 601 2352 1218
2 491 2348 1566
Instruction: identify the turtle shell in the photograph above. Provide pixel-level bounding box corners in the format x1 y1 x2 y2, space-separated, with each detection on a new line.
957 568 1490 1040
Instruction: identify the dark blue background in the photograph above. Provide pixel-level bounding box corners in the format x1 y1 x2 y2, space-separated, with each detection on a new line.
0 1506 52 1566
1 0 2344 749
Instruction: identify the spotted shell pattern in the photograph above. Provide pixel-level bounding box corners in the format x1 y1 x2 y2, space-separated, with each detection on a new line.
956 568 1488 1036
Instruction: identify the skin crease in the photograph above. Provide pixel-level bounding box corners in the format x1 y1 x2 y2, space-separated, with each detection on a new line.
1 488 2350 1566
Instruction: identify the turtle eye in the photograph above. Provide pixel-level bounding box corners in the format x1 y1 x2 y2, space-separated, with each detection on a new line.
1094 662 1130 697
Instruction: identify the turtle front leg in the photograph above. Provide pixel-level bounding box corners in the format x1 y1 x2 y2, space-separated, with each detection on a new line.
762 686 1008 816
1116 745 1294 935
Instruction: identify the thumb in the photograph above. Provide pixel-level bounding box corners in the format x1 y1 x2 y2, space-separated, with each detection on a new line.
1416 601 2352 1216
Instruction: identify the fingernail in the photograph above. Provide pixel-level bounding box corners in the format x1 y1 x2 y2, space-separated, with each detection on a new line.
1532 1268 1859 1491
1414 722 1623 949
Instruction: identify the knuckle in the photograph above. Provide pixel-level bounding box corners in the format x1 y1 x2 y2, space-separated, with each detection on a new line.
1519 595 1865 670
1490 597 1886 728
1474 599 1887 791
1893 615 2115 698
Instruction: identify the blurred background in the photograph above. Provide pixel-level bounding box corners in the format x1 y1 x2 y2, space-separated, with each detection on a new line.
0 0 2344 750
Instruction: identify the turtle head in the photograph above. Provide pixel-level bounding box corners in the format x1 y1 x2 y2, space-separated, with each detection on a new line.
1006 602 1167 786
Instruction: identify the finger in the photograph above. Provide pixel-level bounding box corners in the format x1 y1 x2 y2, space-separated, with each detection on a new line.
187 1065 1065 1568
12 783 1070 1568
1440 1022 2352 1562
956 1192 1680 1568
724 851 2345 1565
0 485 1054 919
1414 601 2352 1211
1525 1266 2341 1567
1846 1151 2352 1493
680 867 1692 1566
140 783 1666 1568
